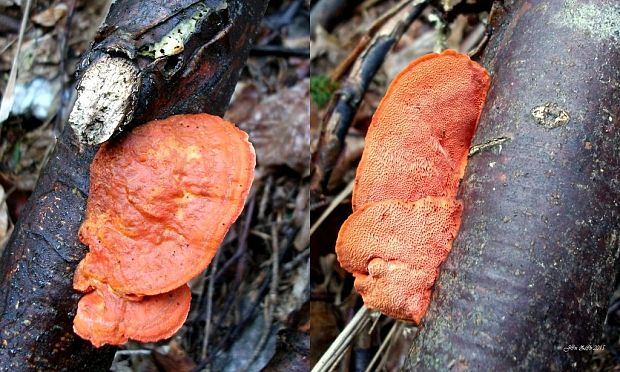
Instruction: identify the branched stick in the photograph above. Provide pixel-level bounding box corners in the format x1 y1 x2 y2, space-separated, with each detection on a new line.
329 0 421 82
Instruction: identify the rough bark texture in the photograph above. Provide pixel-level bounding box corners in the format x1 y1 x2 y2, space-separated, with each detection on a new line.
405 0 620 370
0 1 267 370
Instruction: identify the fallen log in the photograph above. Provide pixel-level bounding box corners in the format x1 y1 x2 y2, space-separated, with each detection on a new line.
406 0 620 369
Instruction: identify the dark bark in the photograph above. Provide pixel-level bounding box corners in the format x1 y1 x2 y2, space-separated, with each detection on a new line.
0 0 267 370
406 0 620 370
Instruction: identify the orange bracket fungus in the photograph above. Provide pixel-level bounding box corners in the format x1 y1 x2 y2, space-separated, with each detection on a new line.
336 50 490 323
73 113 255 346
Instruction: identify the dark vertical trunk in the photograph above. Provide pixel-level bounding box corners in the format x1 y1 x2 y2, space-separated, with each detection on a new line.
0 1 267 370
406 0 620 370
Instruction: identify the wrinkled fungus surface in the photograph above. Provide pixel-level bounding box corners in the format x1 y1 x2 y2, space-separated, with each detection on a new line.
337 50 489 323
73 113 255 346
75 114 256 296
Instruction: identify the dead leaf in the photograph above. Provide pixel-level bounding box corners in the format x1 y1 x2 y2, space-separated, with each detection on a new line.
152 340 197 372
31 3 68 27
227 79 310 174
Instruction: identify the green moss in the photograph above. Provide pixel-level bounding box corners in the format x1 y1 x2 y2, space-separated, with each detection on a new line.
310 75 337 108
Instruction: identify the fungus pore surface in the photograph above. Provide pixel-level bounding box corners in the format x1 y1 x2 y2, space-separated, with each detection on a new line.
73 113 255 346
352 50 489 211
336 50 490 322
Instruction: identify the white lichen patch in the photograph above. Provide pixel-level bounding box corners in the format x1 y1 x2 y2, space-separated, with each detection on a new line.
552 1 620 42
531 102 570 129
138 2 227 59
69 56 140 145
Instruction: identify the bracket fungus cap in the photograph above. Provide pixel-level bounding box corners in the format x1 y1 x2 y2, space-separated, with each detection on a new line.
74 284 191 347
336 197 462 322
352 50 490 211
74 113 256 297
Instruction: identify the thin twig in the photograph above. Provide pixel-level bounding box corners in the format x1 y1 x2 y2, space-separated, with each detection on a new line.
311 0 429 195
201 196 256 360
214 196 256 282
242 215 281 371
0 0 33 124
258 176 273 221
310 179 354 237
312 306 373 372
55 0 77 132
357 0 383 11
201 246 222 359
282 249 309 272
468 136 510 157
330 0 419 81
366 311 382 336
365 321 404 372
193 253 273 371
467 24 491 59
0 36 18 55
374 322 407 372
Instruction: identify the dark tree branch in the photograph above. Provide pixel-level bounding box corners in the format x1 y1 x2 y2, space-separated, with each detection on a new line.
0 0 268 370
406 0 620 369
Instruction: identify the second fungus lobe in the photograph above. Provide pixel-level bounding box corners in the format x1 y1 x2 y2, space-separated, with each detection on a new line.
336 50 490 323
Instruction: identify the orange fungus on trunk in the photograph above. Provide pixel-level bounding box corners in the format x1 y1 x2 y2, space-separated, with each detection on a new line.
74 284 191 348
73 113 255 346
336 50 490 322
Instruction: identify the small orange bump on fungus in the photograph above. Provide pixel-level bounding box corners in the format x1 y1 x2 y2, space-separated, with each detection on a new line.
73 284 191 348
336 50 490 323
73 113 255 346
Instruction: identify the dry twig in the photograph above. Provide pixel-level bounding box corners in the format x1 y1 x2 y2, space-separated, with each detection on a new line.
0 0 32 124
